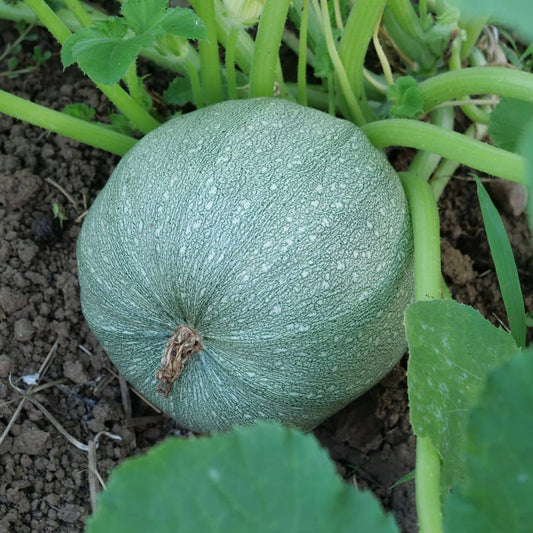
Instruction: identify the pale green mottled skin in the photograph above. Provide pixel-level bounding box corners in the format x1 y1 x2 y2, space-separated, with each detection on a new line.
77 97 413 433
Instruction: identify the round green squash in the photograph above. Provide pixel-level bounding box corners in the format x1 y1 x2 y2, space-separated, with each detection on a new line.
77 97 413 433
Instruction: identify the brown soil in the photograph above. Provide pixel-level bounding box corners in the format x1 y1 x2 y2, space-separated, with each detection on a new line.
0 20 532 533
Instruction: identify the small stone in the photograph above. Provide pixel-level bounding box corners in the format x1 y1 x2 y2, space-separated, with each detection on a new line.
0 355 14 378
17 240 39 263
12 422 51 455
0 286 27 314
58 503 84 524
14 318 34 342
63 360 90 385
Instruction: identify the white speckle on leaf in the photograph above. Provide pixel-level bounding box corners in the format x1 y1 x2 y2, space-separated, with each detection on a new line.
517 472 530 483
209 468 220 481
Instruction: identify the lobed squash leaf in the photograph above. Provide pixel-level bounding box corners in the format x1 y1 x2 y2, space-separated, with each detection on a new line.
448 0 533 41
86 422 398 533
444 349 533 532
122 0 206 40
405 299 518 493
386 76 424 119
61 0 205 86
489 98 533 153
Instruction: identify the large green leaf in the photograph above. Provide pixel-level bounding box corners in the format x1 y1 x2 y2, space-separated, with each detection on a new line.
61 19 145 85
489 98 533 153
449 0 533 40
122 0 206 39
87 422 398 532
405 299 518 491
444 349 533 532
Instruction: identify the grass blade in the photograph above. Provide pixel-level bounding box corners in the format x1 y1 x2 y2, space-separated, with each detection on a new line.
476 177 526 348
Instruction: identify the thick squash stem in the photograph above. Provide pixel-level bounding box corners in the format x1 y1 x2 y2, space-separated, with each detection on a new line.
249 0 291 97
400 172 443 533
363 119 526 184
0 89 136 156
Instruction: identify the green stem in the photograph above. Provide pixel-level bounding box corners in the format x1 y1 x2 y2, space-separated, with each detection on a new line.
183 58 203 108
0 89 135 156
285 82 331 111
225 26 239 100
249 0 291 97
409 107 455 180
387 0 425 42
124 62 144 107
23 0 159 134
60 0 92 27
448 37 490 125
400 174 442 300
416 437 443 533
400 171 443 533
419 67 533 112
212 1 254 75
429 122 487 199
418 0 429 29
382 7 434 72
96 84 158 134
338 0 386 123
24 0 70 42
297 0 309 106
191 0 224 105
363 119 525 184
319 0 364 124
459 15 488 61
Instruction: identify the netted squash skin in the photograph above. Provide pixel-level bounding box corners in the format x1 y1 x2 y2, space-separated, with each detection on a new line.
77 97 414 433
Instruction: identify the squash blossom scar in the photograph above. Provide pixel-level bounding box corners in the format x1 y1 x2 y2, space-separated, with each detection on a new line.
156 324 203 398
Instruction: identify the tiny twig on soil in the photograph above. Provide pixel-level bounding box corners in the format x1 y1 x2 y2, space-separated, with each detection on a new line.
2 340 123 515
0 340 58 448
45 177 80 211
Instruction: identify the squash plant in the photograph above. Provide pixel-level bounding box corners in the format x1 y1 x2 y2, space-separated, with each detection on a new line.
0 0 532 531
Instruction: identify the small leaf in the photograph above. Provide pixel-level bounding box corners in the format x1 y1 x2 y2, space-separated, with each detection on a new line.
156 7 207 40
122 0 206 40
163 76 194 106
386 76 424 119
476 177 526 348
489 98 533 152
7 56 18 71
62 103 96 121
405 299 518 492
87 422 398 532
444 349 533 533
62 22 145 85
109 113 135 134
121 0 169 34
312 32 339 79
390 470 415 490
61 18 130 68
